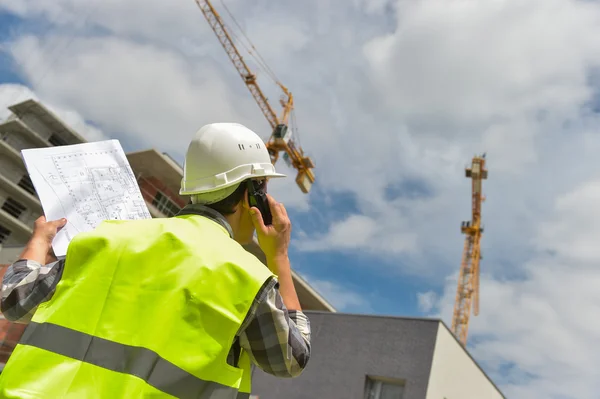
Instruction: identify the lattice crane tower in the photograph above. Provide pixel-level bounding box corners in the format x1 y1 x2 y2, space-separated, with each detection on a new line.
451 154 488 346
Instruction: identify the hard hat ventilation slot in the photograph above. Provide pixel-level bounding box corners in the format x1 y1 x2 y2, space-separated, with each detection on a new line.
214 173 228 185
251 164 265 176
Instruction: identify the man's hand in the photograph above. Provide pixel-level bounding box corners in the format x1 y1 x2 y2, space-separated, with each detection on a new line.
31 216 67 247
249 195 301 310
250 194 291 263
20 216 67 264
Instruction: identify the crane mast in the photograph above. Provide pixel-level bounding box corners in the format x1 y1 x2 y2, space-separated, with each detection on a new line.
194 0 316 193
451 154 488 346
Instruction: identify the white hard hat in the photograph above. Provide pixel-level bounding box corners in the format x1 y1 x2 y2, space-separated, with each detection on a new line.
180 123 285 196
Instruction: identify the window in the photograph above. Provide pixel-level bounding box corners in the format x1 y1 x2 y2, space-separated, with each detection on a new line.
18 175 36 196
152 191 181 217
0 225 10 244
48 134 68 147
364 376 405 399
2 198 26 219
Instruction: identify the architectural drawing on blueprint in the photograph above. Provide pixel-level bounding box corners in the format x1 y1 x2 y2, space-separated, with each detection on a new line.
22 140 151 257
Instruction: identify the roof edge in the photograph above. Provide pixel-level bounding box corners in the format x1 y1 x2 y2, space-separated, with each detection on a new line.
290 270 337 312
301 310 505 398
9 99 87 143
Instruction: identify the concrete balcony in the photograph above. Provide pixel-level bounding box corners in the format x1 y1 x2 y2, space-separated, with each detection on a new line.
0 174 41 212
0 140 23 166
0 208 32 240
8 99 86 145
0 119 51 149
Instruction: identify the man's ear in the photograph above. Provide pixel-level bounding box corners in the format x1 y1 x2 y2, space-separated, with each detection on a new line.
240 187 250 211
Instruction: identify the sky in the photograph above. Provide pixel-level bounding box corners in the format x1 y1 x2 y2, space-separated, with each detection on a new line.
0 0 599 397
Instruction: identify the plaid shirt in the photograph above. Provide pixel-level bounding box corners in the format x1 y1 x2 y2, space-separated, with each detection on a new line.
1 258 311 378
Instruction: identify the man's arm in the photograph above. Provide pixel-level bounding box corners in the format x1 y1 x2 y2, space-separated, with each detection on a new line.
267 254 301 311
1 258 64 323
238 277 311 378
244 195 311 377
1 216 67 323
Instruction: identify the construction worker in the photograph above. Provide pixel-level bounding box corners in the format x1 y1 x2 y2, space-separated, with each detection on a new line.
0 123 311 398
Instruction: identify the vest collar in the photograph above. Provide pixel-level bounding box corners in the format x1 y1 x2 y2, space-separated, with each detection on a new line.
175 203 234 238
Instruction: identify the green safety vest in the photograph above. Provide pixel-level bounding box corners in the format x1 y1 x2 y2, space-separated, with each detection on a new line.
237 350 252 398
0 211 274 399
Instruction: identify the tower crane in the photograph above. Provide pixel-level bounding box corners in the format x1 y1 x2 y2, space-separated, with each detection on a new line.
451 154 488 346
194 0 316 193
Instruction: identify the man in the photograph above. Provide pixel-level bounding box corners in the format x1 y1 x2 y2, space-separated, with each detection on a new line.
0 123 311 398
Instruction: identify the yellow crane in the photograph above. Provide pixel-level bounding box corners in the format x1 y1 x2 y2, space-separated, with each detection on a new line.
194 0 316 193
451 154 488 346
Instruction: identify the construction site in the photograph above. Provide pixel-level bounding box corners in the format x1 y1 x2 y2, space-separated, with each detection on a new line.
0 1 504 398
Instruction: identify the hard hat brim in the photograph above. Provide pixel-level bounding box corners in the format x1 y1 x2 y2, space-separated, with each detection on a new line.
179 171 286 196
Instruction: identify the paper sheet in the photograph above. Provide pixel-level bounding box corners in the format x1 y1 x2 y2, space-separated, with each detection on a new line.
21 139 152 257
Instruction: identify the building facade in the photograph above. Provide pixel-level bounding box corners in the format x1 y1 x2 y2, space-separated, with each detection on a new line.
0 98 334 371
0 99 87 246
0 99 90 365
251 312 505 399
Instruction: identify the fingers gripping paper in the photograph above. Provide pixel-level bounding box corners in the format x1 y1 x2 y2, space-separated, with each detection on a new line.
21 140 152 257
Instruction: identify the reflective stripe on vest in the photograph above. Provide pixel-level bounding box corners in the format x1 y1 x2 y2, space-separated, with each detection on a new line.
20 322 237 399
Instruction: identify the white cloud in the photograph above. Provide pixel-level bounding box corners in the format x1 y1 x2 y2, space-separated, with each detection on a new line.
0 1 318 211
301 273 371 312
417 290 437 313
49 106 106 142
266 162 310 211
0 83 35 120
424 178 600 399
6 32 310 210
4 0 600 266
0 0 208 45
535 180 600 264
292 0 600 266
6 34 262 156
365 0 599 123
0 83 106 141
297 212 418 258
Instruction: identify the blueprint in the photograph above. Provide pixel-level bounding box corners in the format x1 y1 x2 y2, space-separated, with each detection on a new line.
21 139 151 257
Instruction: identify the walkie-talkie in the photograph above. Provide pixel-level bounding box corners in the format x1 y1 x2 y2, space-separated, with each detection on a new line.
247 179 272 225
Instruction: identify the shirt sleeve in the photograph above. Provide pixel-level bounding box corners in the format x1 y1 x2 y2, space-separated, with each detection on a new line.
238 277 312 378
1 258 65 323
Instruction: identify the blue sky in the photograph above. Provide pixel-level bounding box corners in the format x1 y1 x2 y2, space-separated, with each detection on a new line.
0 8 444 319
0 13 21 83
2 1 600 397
